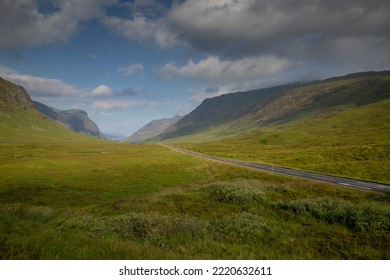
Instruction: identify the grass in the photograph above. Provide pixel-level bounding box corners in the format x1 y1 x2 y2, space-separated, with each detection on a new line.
1 74 389 259
1 140 389 259
174 98 390 184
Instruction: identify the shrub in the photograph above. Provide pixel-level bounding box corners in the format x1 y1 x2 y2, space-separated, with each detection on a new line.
57 212 209 242
205 180 264 204
110 213 157 240
214 212 270 243
0 204 53 223
57 215 110 238
275 197 390 232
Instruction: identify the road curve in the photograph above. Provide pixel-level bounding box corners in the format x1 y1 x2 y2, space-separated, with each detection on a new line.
160 144 390 193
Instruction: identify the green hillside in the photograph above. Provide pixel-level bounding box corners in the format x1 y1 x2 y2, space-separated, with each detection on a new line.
160 84 299 139
1 76 390 260
0 77 94 144
163 72 390 183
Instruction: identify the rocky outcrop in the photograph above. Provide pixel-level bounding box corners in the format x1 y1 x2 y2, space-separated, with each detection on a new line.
0 77 33 110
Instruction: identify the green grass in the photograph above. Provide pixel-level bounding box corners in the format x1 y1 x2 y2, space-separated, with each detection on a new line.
174 98 390 184
1 74 389 259
1 140 389 259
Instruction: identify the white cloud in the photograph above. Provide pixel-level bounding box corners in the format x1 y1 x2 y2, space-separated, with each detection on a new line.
0 65 87 97
0 0 113 48
159 55 291 83
0 65 123 100
118 64 144 76
91 84 114 97
102 15 177 48
91 100 165 111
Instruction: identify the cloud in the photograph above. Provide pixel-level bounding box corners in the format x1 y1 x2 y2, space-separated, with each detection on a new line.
118 64 144 76
167 0 390 57
0 0 113 49
190 85 234 102
0 65 131 100
120 88 138 96
91 84 114 97
0 65 87 97
102 0 176 48
102 15 177 48
91 100 165 111
124 0 167 19
159 55 291 83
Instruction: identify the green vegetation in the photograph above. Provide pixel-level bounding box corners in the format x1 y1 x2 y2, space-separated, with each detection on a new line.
1 141 389 259
167 74 390 184
1 73 389 259
175 98 390 184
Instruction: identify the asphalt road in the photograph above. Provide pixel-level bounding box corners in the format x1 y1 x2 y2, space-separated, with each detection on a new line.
161 144 390 193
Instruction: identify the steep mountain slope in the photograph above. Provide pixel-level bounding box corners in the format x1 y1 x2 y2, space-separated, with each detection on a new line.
125 115 182 143
166 71 390 183
161 84 299 139
0 77 94 143
160 71 390 141
0 77 33 111
33 101 105 139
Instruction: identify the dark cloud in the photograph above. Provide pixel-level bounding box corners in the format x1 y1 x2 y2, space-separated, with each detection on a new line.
162 0 390 81
0 0 111 49
128 0 168 19
206 85 219 93
167 0 390 57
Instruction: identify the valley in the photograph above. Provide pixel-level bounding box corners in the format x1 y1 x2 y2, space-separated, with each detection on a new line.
0 73 389 260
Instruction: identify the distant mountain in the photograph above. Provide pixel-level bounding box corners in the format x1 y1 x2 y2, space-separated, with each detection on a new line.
124 115 182 143
33 101 105 139
103 132 126 142
0 77 90 143
158 71 390 141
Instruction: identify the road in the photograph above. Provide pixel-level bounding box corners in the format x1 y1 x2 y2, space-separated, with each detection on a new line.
160 144 390 193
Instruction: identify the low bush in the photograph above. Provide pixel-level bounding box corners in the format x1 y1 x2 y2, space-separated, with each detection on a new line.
57 212 209 241
214 212 270 243
0 204 53 223
205 180 265 204
275 197 390 232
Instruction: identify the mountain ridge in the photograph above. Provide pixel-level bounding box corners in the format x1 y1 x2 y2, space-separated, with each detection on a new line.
33 101 105 139
158 70 390 141
0 77 104 142
125 115 182 143
0 77 33 110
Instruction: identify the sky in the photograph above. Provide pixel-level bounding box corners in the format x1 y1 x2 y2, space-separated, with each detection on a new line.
0 0 389 136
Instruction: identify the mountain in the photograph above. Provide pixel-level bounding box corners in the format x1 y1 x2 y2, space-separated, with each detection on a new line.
156 70 390 184
124 115 182 143
161 84 298 139
0 77 92 143
0 77 33 111
33 101 105 139
159 71 390 141
103 132 126 142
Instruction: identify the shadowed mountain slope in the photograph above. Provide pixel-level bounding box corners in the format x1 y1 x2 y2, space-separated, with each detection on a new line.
159 71 390 141
33 101 105 139
0 77 99 143
125 115 182 143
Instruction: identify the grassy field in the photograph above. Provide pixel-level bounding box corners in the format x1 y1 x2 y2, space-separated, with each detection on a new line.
173 98 390 184
1 140 389 259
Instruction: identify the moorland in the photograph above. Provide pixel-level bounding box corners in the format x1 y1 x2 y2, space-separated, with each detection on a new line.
0 73 389 259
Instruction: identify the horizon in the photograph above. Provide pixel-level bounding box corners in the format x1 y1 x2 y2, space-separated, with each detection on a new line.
1 0 389 135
